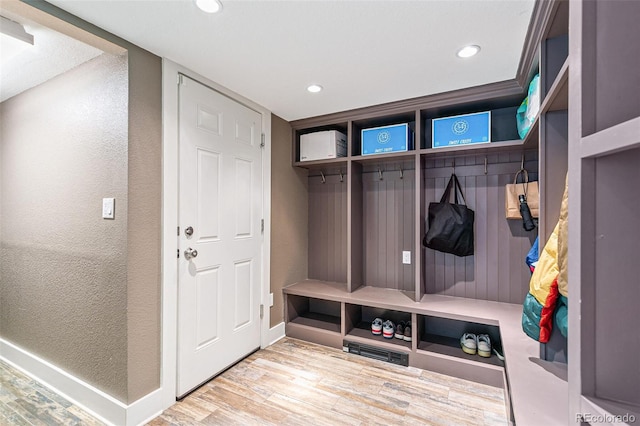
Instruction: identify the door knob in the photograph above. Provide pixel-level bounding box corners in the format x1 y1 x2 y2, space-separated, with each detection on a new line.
184 247 198 260
185 226 194 237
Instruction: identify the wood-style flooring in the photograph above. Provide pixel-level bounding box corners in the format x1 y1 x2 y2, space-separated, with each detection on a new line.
151 338 508 426
0 359 104 426
0 337 508 425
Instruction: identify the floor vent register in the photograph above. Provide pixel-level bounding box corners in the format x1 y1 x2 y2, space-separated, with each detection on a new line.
343 340 409 366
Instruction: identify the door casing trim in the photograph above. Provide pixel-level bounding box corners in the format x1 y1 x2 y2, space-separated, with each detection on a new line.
161 59 272 408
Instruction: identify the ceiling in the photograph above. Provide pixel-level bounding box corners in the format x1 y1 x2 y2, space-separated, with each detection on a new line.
44 1 534 121
0 13 103 103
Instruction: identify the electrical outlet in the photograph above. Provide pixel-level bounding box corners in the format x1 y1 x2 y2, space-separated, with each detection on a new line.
402 251 411 265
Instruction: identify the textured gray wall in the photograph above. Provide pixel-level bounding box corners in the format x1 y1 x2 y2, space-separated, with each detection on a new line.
126 47 162 403
0 53 130 401
270 115 308 327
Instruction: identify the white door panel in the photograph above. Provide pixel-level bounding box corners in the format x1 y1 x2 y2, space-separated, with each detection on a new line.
178 75 262 397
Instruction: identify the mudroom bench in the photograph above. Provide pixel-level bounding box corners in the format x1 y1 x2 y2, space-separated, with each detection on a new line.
283 280 568 425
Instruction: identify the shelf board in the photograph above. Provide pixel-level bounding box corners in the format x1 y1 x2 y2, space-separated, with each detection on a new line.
345 321 412 351
540 58 568 114
419 138 533 157
580 395 640 422
293 157 348 169
580 115 640 158
283 280 348 300
289 312 341 333
284 281 520 324
418 334 504 368
351 151 416 164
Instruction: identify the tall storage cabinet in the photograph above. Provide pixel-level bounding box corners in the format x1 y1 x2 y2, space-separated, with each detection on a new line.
569 0 640 422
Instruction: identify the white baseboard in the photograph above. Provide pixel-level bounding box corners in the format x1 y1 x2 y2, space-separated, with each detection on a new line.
0 338 163 426
266 322 285 347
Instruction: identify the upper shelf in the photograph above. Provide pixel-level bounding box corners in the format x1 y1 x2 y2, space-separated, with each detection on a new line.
541 58 569 114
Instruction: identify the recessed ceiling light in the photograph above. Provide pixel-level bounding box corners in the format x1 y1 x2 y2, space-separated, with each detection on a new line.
195 0 222 13
457 45 481 58
307 84 323 93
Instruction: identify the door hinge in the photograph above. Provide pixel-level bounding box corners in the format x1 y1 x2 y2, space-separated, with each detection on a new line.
178 74 185 86
260 304 264 319
261 219 264 233
177 226 180 236
260 133 265 148
177 248 180 259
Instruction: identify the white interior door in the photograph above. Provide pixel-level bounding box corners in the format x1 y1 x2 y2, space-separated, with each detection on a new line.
177 75 263 397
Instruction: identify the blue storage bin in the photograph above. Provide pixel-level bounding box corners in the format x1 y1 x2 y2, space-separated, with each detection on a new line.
361 123 413 156
432 111 491 148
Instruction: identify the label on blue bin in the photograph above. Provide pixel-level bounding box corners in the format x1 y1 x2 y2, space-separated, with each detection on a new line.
432 111 491 148
361 123 411 156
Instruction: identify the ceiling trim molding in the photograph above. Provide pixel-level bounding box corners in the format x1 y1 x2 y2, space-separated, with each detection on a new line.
291 79 523 129
515 0 562 88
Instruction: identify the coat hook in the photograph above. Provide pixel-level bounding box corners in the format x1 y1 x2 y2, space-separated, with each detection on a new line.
484 157 488 175
521 153 525 171
399 166 404 179
452 158 456 174
378 168 383 180
339 170 344 182
320 171 326 184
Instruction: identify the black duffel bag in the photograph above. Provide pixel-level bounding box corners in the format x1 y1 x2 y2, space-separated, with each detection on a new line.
423 173 474 257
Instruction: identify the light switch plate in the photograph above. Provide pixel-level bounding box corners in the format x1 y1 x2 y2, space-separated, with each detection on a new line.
102 198 115 219
402 251 411 264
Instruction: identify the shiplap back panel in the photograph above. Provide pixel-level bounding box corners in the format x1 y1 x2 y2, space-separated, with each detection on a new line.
422 152 538 304
362 169 415 291
308 174 347 282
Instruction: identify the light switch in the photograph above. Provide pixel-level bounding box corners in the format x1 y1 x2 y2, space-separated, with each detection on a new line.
102 198 115 219
402 251 411 265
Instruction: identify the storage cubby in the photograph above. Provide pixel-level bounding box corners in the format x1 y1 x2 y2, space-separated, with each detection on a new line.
417 315 503 367
344 303 412 351
421 150 538 304
351 111 417 157
286 295 341 333
308 170 348 284
421 106 521 151
583 0 640 135
592 149 640 409
294 122 348 164
358 166 415 293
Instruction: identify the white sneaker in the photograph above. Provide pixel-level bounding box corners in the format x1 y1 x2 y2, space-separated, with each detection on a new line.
371 318 383 335
460 333 477 355
382 320 395 339
477 334 492 358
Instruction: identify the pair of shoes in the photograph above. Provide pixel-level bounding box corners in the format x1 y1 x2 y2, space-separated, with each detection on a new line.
371 318 396 338
460 333 492 358
394 321 412 342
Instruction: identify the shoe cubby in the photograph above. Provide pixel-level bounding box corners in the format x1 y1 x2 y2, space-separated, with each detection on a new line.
285 294 342 349
417 315 503 367
343 303 412 351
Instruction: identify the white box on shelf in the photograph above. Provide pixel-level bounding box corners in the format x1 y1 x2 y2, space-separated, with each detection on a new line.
300 130 347 162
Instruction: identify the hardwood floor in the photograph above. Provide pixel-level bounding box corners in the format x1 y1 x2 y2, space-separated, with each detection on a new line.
150 338 508 426
0 337 508 425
